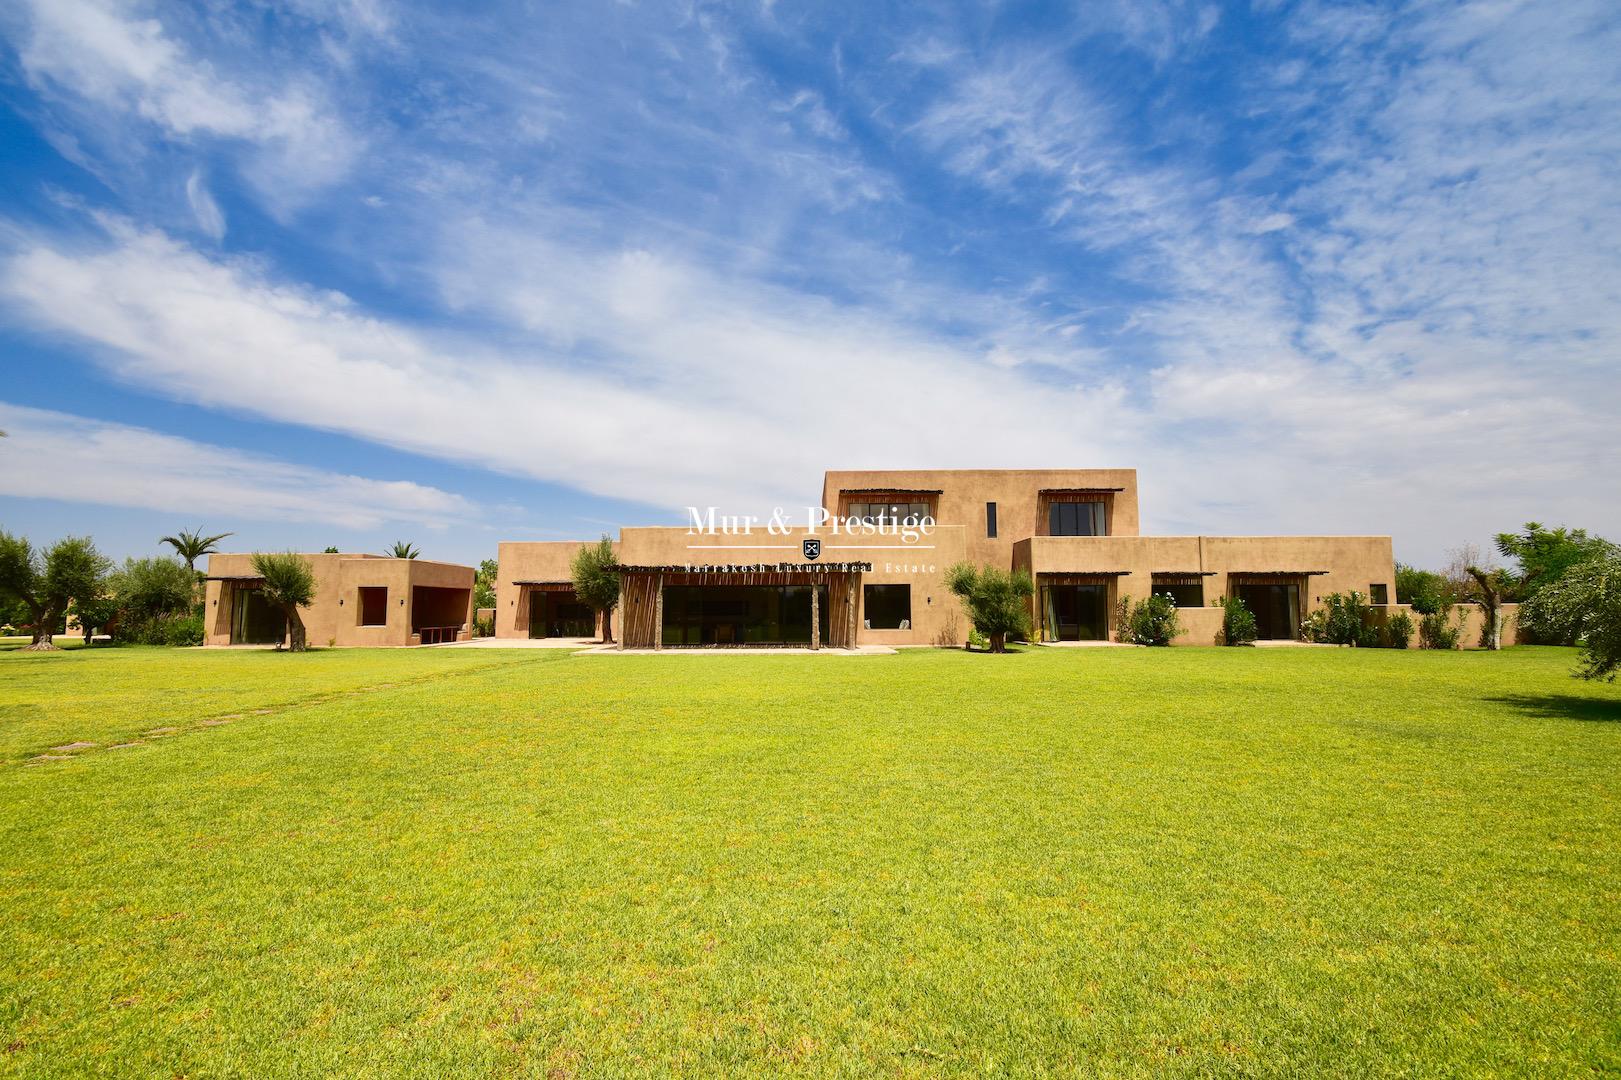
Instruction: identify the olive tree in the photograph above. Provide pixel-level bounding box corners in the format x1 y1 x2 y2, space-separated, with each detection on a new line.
571 536 619 644
251 551 316 651
945 562 1033 653
0 531 110 651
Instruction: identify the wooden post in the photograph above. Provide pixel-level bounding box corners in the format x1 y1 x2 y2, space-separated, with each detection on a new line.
654 573 664 651
811 577 820 651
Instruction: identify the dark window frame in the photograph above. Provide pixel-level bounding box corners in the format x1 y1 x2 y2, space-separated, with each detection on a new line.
1151 578 1204 608
862 583 912 630
1369 583 1389 605
986 501 998 538
1048 500 1107 537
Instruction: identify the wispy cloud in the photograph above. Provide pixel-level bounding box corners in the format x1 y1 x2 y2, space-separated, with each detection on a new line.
183 171 224 240
0 0 1616 566
9 0 361 212
0 401 472 530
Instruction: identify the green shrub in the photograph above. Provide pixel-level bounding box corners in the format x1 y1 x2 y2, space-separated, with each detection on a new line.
474 615 494 638
967 628 989 651
162 613 205 646
1385 611 1414 649
1309 591 1378 647
1125 594 1181 646
1216 596 1257 646
1418 608 1460 650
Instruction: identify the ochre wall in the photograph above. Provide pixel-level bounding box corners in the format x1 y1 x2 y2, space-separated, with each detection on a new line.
495 541 606 639
203 553 473 647
1014 534 1398 645
821 469 1140 572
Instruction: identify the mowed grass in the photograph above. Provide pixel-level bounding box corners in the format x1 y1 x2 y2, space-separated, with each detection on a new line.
1 646 1618 1077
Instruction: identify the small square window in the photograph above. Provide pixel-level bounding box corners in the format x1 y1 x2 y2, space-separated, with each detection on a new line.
1369 583 1389 605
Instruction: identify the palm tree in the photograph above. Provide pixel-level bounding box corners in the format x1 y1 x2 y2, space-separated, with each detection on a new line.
388 541 420 559
160 527 234 575
251 552 315 651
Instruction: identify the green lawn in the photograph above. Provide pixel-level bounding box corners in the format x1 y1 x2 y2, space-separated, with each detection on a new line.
1 646 1617 1077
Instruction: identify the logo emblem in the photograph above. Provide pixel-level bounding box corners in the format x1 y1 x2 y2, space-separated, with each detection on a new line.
802 538 821 561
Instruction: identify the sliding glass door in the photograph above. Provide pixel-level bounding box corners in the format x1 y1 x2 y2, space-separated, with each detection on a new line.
1235 583 1301 640
1041 583 1109 641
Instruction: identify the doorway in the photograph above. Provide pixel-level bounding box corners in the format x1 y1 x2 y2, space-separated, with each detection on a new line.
529 590 596 638
1041 582 1110 641
1235 582 1301 640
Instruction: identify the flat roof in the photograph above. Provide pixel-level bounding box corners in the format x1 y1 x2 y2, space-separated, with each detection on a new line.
1038 487 1127 494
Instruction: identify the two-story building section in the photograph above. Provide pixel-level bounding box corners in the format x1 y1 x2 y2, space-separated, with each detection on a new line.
497 467 1400 648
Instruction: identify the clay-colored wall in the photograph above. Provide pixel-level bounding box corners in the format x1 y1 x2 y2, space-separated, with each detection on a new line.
203 553 473 647
1015 534 1397 645
821 469 1140 572
615 524 968 647
496 541 606 639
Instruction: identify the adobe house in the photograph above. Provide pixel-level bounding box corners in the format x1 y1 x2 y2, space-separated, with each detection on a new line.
498 468 1507 648
203 552 475 647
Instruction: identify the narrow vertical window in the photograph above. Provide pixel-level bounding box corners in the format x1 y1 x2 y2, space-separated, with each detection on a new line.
986 501 997 538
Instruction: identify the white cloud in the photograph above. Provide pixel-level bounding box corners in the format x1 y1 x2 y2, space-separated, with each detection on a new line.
11 0 359 210
184 171 225 240
0 401 472 530
0 218 1131 518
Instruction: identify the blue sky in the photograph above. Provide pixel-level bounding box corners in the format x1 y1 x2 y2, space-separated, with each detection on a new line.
0 0 1616 568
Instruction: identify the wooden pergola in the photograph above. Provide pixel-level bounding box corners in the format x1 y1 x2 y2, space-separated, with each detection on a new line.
613 563 871 650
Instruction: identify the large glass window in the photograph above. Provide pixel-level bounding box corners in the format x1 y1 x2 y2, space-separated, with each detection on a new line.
661 585 829 645
863 584 911 630
846 500 932 524
230 585 285 644
1048 501 1106 536
1236 583 1301 640
1151 576 1204 607
358 586 388 626
1042 583 1110 641
529 590 595 638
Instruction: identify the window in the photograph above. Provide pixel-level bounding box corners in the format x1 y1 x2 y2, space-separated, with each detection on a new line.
986 501 997 538
358 586 388 626
1049 500 1106 536
846 500 932 524
1151 576 1204 607
1369 583 1389 605
863 584 912 630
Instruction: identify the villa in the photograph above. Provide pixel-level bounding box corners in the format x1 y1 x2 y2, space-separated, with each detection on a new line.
497 469 1402 648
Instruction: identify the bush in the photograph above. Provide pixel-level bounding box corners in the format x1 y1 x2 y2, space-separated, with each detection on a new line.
933 611 961 648
162 612 204 646
1385 611 1414 649
474 615 494 638
1307 591 1378 647
1418 608 1460 650
1124 593 1181 646
117 612 203 646
967 628 989 651
1216 596 1257 646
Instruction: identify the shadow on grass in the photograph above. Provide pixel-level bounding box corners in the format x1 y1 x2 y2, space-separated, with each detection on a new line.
1487 693 1621 724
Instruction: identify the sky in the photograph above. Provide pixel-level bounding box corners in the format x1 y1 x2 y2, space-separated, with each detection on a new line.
0 0 1616 570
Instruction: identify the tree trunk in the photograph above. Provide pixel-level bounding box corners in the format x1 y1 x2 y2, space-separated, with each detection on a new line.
600 605 615 645
23 603 57 651
990 631 1006 653
287 608 308 652
1466 567 1501 651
